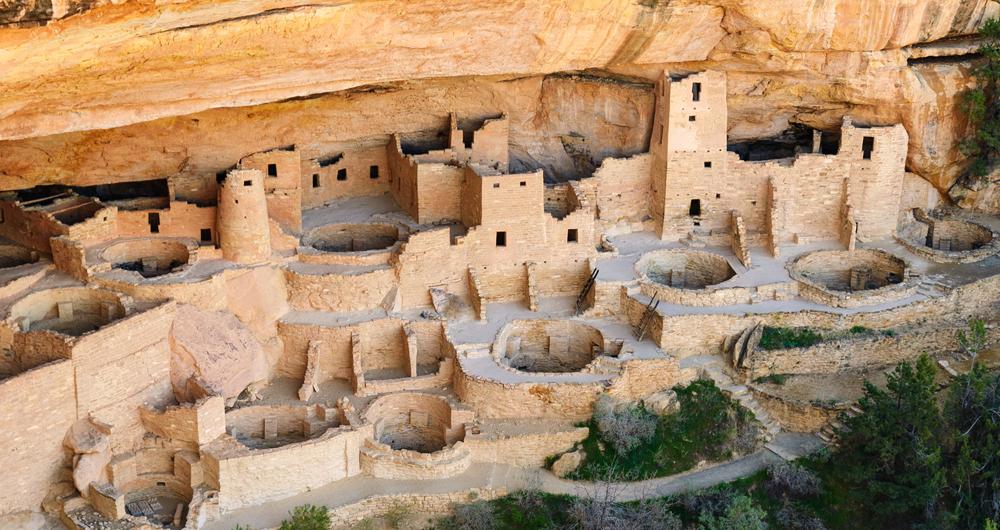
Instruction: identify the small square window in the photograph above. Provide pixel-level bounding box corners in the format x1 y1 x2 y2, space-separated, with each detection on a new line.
243 180 253 187
337 169 347 181
704 161 712 168
567 229 578 243
493 183 500 188
370 165 379 179
266 163 278 177
689 115 696 122
312 174 320 188
496 231 507 247
715 193 721 199
200 228 212 242
520 181 526 187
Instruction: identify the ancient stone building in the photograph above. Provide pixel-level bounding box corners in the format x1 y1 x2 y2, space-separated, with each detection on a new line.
0 1 997 527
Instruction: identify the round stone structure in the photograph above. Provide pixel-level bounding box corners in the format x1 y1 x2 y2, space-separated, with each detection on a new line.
788 249 918 308
360 393 472 479
898 217 1000 264
493 319 605 374
303 223 401 253
364 392 464 453
100 238 194 278
225 404 339 449
635 249 748 306
298 222 405 266
7 287 128 336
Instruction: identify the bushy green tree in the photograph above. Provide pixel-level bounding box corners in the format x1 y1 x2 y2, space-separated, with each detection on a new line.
960 17 1000 177
835 355 945 527
943 363 1000 528
278 504 330 530
697 495 767 530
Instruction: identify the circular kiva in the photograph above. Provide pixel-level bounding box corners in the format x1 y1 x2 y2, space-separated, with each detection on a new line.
302 223 401 253
101 238 192 278
8 287 127 337
635 248 736 290
898 217 999 264
788 249 917 308
364 393 462 453
494 319 605 374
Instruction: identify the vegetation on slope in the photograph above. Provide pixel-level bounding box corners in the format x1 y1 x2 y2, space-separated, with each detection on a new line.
567 379 761 481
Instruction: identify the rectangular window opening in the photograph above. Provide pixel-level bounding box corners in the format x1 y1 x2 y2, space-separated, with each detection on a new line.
267 163 278 177
688 199 701 217
337 168 347 181
200 228 212 242
567 229 578 243
312 174 320 188
370 165 379 179
147 212 160 234
688 115 696 122
715 193 721 199
704 161 712 168
243 180 253 187
495 231 507 247
493 183 500 189
862 136 875 160
692 82 702 102
519 181 526 187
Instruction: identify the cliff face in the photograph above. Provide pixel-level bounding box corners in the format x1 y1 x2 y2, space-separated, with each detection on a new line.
0 0 997 197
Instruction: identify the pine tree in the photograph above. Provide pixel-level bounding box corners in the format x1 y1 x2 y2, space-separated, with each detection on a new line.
835 355 945 527
960 17 1000 177
943 363 1000 528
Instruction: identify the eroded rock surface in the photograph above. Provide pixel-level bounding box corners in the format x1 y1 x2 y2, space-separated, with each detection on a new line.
0 0 997 195
169 303 268 403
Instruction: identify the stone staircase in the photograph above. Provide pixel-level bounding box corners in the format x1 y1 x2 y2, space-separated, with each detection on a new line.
683 227 710 248
700 362 781 442
915 276 951 298
816 404 861 444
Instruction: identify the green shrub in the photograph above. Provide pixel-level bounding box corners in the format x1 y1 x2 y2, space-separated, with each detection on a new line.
752 373 789 385
278 504 330 530
571 380 761 480
592 395 658 453
759 327 823 350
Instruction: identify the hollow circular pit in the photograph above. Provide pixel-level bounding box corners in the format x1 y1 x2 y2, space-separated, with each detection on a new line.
493 319 605 374
7 287 128 337
637 248 736 289
101 238 192 278
788 249 917 308
898 217 999 263
303 223 401 253
364 393 464 453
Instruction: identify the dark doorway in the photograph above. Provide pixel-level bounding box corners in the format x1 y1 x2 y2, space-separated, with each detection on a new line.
689 199 701 217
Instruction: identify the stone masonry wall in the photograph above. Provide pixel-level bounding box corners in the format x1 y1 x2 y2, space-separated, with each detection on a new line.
0 359 75 515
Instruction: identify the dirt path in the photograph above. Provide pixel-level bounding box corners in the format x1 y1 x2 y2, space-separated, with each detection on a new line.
204 433 821 530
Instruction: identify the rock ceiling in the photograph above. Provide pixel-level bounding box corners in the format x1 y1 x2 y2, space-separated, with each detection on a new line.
0 0 997 194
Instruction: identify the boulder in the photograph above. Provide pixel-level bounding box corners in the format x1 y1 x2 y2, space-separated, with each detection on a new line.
552 449 585 478
63 419 111 499
643 389 680 416
170 304 268 403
